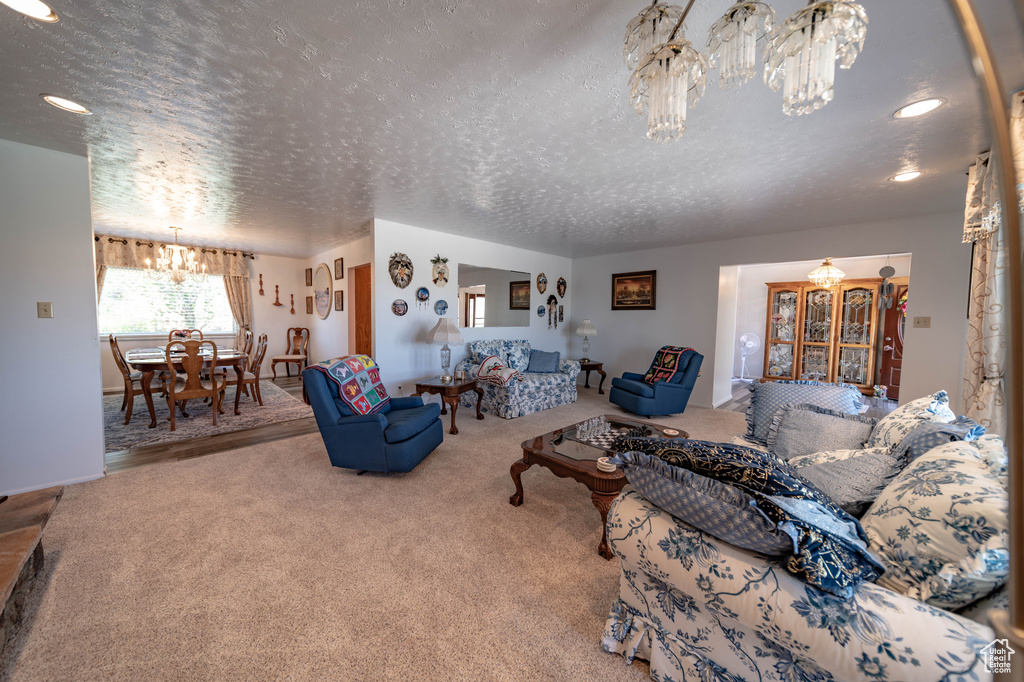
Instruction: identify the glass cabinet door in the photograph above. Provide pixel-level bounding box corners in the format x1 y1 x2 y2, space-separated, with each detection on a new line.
800 288 833 381
835 286 877 387
764 288 799 379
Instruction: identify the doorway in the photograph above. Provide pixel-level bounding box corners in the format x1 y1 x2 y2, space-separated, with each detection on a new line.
351 264 372 356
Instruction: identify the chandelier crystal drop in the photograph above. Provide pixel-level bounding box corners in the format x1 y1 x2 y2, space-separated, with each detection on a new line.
706 2 775 90
763 1 867 116
629 35 708 143
807 257 846 287
145 227 207 286
623 3 685 72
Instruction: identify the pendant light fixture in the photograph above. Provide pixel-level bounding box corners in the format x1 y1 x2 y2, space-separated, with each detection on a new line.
145 227 208 286
763 1 868 116
623 2 685 72
706 2 775 90
807 257 846 287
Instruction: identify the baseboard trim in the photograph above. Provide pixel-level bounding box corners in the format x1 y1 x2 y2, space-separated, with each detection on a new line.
1 472 105 497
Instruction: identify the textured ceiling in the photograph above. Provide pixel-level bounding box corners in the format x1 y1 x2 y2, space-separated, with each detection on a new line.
0 0 1022 258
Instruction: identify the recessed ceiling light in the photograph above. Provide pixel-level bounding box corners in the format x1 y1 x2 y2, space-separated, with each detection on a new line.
893 98 943 119
0 0 58 22
40 93 90 114
891 171 922 182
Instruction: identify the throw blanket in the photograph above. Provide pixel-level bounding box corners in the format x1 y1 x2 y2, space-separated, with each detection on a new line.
307 355 390 415
643 346 698 384
477 355 520 386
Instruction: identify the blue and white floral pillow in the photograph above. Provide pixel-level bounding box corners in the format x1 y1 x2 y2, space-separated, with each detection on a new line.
504 340 532 373
866 390 956 450
861 439 1009 610
470 340 505 365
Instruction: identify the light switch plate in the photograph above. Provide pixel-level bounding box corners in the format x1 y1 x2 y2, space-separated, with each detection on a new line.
913 316 930 328
37 302 53 318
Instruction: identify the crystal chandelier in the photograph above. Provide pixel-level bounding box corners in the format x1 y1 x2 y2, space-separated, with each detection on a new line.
807 257 846 287
145 226 207 286
629 33 708 143
706 2 775 90
623 3 684 72
763 1 868 116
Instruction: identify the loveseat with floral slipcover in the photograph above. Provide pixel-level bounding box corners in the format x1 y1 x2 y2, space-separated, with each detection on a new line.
454 339 580 419
601 389 1009 681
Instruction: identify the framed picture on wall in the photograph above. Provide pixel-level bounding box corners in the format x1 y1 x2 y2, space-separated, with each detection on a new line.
334 257 344 280
306 296 313 314
611 270 656 310
335 290 344 311
509 280 530 310
313 262 332 320
305 268 313 287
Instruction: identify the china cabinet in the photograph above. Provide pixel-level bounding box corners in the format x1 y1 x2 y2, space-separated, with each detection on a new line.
762 279 881 393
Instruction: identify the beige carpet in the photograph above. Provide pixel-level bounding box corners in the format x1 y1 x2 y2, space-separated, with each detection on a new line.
2 390 745 681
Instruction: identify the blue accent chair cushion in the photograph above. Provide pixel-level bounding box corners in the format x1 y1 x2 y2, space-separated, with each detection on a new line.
745 380 864 445
609 348 703 416
303 366 443 473
526 349 560 373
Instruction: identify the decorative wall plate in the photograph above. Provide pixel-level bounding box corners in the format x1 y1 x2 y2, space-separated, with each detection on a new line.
389 252 413 289
536 273 547 294
392 299 409 316
434 299 448 316
537 305 546 317
430 254 449 287
556 277 567 298
416 286 430 301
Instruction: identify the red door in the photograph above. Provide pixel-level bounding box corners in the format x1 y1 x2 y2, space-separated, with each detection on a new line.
353 265 372 356
878 280 908 401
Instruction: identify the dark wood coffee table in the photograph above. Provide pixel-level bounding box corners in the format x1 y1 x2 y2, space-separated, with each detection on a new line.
412 378 483 435
510 415 686 560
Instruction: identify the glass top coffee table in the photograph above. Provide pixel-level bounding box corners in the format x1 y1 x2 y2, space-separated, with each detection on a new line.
510 415 687 560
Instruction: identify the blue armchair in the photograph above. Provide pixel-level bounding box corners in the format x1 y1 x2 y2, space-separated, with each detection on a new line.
302 367 444 472
608 348 703 416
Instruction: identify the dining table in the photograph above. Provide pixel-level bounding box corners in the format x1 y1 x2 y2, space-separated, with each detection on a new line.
124 347 249 428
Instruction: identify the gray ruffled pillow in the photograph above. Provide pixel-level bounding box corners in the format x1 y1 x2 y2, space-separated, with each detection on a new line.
767 404 877 461
793 451 901 517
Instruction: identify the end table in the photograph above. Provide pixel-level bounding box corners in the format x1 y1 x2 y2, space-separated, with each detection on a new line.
412 378 484 435
579 361 607 395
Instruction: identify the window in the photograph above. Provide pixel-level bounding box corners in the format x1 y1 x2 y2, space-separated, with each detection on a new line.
465 293 485 328
98 267 236 335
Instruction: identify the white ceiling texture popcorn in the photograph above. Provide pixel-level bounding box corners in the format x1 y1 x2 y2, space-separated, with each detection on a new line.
0 0 1022 257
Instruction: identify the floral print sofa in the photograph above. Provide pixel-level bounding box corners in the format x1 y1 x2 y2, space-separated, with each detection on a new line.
454 339 580 419
601 392 1009 681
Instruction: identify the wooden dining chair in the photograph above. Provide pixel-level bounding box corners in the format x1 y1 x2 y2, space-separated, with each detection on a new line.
209 329 253 388
271 327 309 379
168 329 203 341
223 333 268 406
164 339 225 431
110 334 147 425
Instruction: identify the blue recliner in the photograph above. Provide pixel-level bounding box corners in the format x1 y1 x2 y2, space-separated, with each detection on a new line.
302 366 444 473
608 347 703 417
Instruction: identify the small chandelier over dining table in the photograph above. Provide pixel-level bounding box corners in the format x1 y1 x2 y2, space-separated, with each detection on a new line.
623 0 867 142
145 226 207 286
807 257 846 287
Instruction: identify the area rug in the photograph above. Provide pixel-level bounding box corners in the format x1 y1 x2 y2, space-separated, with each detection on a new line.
5 391 745 680
103 380 312 452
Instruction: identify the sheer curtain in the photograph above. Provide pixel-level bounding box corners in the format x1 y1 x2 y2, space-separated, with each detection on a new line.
961 91 1023 437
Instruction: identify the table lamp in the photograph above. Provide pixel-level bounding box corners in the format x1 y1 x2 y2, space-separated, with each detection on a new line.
576 319 597 363
428 318 464 384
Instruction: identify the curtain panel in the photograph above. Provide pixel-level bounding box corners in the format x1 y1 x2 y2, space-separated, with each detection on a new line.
961 91 1023 437
94 235 250 278
223 276 253 352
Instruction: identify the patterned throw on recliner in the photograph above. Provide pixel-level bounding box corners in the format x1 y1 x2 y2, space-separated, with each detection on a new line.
454 339 581 419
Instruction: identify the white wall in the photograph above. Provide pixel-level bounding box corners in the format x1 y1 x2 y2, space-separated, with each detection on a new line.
372 219 574 396
0 139 105 495
733 253 913 380
573 212 971 410
249 253 309 377
305 236 373 365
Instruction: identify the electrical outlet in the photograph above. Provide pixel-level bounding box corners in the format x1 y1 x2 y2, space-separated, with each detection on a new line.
913 316 931 328
36 302 53 318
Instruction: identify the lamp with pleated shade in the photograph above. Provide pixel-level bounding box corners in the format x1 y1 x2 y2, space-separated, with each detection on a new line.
428 318 464 384
576 319 597 362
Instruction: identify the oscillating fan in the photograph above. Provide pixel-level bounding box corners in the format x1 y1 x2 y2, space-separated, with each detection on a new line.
737 333 761 382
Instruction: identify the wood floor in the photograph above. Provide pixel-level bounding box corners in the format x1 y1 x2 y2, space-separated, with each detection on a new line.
104 377 317 474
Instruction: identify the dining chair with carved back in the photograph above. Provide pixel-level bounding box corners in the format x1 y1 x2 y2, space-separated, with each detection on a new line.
271 327 309 379
209 329 253 392
110 334 147 425
164 339 225 431
223 333 268 406
168 329 203 342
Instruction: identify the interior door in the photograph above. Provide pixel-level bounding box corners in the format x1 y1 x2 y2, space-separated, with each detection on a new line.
353 264 372 356
878 280 908 400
